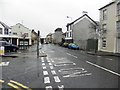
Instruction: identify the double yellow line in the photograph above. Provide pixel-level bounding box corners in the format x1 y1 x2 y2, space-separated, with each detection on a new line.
0 79 32 90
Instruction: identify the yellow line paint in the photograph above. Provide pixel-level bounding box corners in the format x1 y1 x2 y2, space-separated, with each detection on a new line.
10 80 32 90
0 80 4 83
8 83 22 90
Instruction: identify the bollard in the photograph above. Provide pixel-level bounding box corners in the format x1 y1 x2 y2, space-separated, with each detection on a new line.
0 46 4 55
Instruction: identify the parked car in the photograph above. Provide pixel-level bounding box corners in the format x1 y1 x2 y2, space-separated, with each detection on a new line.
68 43 79 50
0 41 19 52
62 43 69 47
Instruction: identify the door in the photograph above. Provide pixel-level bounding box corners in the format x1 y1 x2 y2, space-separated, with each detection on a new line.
118 39 120 53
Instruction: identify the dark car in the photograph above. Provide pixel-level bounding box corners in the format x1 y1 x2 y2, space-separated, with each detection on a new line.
0 41 19 52
62 43 69 47
68 43 79 50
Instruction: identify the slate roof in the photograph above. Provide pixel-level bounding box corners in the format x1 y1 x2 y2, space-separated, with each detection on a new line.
66 14 98 27
0 21 11 29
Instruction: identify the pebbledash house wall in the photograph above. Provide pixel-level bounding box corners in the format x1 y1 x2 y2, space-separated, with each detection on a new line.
73 17 97 50
99 1 120 53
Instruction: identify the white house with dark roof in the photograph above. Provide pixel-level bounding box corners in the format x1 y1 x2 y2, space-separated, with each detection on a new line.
65 14 99 50
0 21 11 42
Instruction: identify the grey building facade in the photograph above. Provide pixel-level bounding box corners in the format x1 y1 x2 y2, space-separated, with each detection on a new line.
66 14 98 50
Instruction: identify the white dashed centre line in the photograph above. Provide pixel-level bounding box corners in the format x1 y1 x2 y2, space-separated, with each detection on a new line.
58 85 64 90
45 86 52 90
44 77 50 84
42 63 45 66
48 63 52 65
50 66 54 69
66 53 78 58
43 66 47 69
51 70 57 75
106 58 113 61
43 71 49 75
54 76 61 82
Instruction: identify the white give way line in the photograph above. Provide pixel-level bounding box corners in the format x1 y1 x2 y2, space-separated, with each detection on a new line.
66 53 78 58
0 62 9 66
86 61 120 77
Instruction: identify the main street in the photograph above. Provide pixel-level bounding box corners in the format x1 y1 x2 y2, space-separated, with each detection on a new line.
1 44 120 90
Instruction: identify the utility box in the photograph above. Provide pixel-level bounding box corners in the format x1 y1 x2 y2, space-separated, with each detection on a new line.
0 46 4 55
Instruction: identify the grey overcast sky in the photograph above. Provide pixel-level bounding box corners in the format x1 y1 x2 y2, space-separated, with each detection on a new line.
0 0 111 37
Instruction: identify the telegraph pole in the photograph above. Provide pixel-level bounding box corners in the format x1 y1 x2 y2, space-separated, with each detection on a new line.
37 31 40 58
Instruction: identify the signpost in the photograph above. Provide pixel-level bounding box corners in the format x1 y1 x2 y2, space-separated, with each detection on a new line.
37 31 40 58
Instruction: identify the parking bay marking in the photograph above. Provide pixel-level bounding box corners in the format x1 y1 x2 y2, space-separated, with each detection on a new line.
9 80 32 90
86 61 120 77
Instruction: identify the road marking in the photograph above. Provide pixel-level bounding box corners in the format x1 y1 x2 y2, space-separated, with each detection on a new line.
43 71 49 75
42 63 45 66
43 66 47 69
10 80 32 90
66 53 78 58
58 85 64 90
41 57 44 62
54 63 76 67
54 76 61 82
48 63 52 65
86 61 120 77
0 62 9 66
8 83 22 90
51 70 57 75
0 80 4 83
47 60 51 63
58 68 85 72
51 60 54 63
106 58 113 61
44 77 50 84
50 66 54 69
46 86 52 90
97 56 101 58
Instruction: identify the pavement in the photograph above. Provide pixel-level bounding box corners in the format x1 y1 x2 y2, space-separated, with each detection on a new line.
87 51 120 57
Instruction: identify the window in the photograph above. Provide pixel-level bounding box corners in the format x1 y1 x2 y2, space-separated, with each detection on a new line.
117 3 120 15
102 24 107 33
103 9 107 20
70 32 72 37
102 38 106 48
117 21 120 32
0 28 2 34
4 28 9 35
13 32 17 35
24 33 28 37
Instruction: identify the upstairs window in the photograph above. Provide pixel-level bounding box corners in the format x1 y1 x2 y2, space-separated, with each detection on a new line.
0 28 2 34
70 32 72 37
4 28 9 35
103 9 107 20
102 24 107 33
117 3 120 15
117 21 120 32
